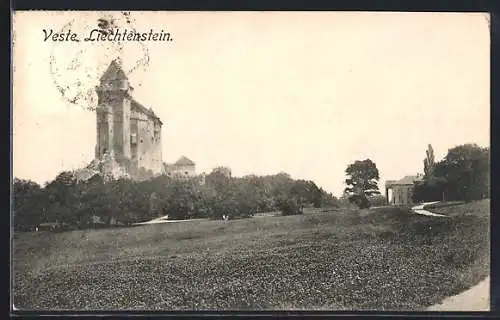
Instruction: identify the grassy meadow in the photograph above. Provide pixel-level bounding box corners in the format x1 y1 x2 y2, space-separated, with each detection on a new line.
12 201 490 311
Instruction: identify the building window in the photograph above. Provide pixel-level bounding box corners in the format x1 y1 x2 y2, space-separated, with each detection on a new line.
140 139 143 143
131 133 137 144
185 171 188 175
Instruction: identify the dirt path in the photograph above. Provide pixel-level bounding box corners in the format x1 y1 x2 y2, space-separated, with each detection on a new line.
426 276 490 311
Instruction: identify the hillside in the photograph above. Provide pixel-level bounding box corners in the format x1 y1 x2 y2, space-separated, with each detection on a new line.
13 203 489 311
425 199 490 218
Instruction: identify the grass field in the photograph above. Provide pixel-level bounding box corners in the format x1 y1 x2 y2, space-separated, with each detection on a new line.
12 201 490 311
425 199 490 217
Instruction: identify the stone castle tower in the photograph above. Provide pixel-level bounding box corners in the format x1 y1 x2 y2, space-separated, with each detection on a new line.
94 60 164 179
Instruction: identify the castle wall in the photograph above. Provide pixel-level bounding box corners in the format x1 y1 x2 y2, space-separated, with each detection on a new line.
167 164 196 177
96 110 110 158
106 110 114 155
130 110 163 175
122 98 131 160
113 106 123 158
152 120 163 174
105 92 131 162
130 117 139 166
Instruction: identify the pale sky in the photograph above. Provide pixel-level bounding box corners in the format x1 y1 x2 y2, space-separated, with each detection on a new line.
12 11 490 196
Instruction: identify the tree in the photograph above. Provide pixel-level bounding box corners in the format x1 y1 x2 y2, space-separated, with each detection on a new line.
12 178 44 229
320 190 340 208
414 143 490 202
344 159 381 209
441 144 490 201
162 180 199 220
44 171 80 224
289 180 322 208
206 168 231 193
423 144 436 180
212 166 232 178
277 197 303 216
413 144 446 202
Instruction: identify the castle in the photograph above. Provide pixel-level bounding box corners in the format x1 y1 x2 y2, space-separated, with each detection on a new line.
93 60 164 180
73 60 204 183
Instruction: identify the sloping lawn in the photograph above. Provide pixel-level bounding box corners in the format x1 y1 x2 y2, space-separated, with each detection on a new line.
425 199 490 218
13 203 489 311
423 201 466 211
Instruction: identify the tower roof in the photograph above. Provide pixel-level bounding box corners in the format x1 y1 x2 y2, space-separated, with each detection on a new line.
100 59 128 82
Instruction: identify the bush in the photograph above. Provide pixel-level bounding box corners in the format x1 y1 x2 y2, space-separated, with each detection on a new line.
278 198 303 216
368 194 387 207
348 194 371 209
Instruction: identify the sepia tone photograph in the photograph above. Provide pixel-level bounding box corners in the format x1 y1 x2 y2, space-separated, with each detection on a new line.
11 11 490 312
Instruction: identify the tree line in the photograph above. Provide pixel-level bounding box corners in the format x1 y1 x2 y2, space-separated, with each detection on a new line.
13 142 489 230
413 143 490 203
12 169 339 231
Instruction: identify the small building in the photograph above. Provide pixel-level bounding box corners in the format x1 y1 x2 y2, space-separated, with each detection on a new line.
385 174 423 206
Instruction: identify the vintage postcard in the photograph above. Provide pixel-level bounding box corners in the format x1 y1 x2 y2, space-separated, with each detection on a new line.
11 11 490 312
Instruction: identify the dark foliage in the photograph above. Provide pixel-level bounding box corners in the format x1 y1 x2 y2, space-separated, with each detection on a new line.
367 194 388 207
277 198 304 216
348 194 371 209
344 159 381 209
413 144 489 203
12 171 339 230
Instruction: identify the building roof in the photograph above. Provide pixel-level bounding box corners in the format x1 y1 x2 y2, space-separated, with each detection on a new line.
392 175 423 186
174 156 196 166
100 60 128 82
130 98 163 125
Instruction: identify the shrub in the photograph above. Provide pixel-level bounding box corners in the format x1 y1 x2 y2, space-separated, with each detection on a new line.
367 194 387 207
348 194 371 209
278 198 303 216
